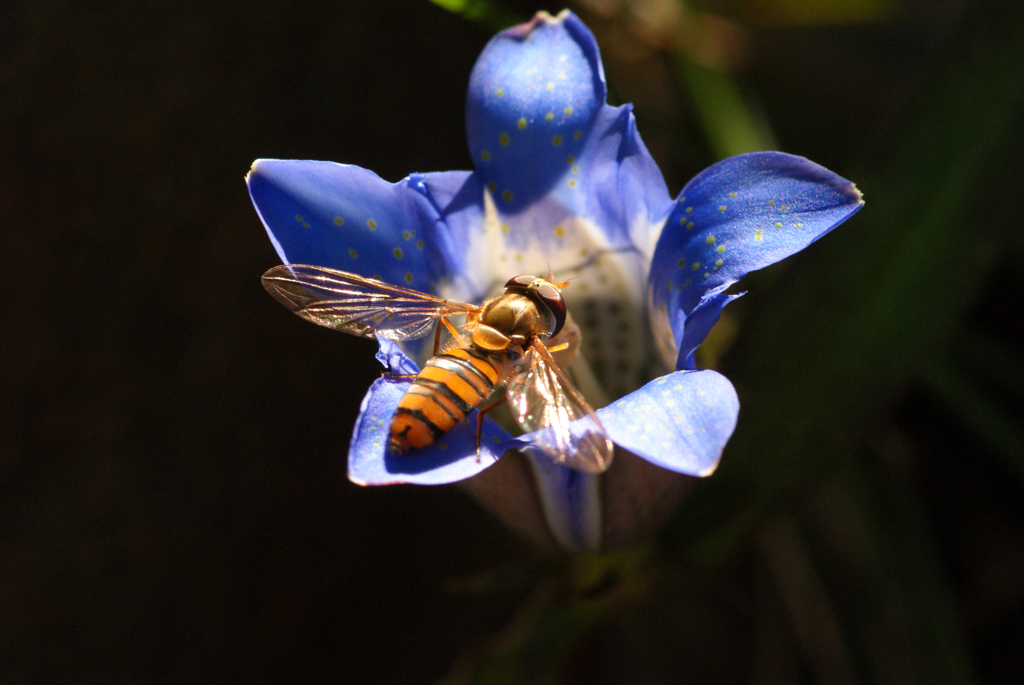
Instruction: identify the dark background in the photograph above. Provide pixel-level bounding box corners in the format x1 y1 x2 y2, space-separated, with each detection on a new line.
3 0 1023 683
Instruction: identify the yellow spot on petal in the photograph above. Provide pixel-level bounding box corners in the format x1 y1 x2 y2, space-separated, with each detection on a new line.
295 215 303 222
499 132 509 146
719 205 727 212
302 222 309 228
769 200 775 206
564 106 573 115
706 235 715 244
780 205 788 210
572 165 579 173
687 221 694 230
573 130 581 140
568 179 576 187
496 88 504 96
684 279 691 286
393 248 403 259
668 280 674 290
796 222 803 227
691 262 700 271
502 190 513 202
775 222 782 227
545 111 554 121
677 257 685 268
404 272 413 284
487 182 497 193
480 150 490 161
402 231 412 239
716 259 723 266
729 192 737 198
417 240 424 249
704 272 710 278
517 117 527 130
686 206 693 213
566 155 575 164
334 216 344 226
717 245 725 253
546 82 554 90
367 219 377 230
500 223 510 233
553 225 565 237
552 135 563 146
348 249 357 258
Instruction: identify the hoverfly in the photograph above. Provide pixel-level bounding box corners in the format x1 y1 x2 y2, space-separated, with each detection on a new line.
262 264 613 474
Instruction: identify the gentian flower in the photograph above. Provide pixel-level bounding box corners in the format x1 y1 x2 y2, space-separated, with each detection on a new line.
248 10 862 551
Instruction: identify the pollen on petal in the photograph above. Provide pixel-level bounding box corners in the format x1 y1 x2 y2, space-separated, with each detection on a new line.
499 132 510 146
394 248 403 259
553 225 566 237
334 216 344 226
348 249 357 258
404 272 413 284
480 150 491 161
517 117 527 130
706 235 715 244
552 135 563 146
546 111 554 121
502 190 513 202
367 219 377 230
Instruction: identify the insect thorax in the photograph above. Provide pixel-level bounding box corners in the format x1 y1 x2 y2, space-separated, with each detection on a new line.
474 292 553 349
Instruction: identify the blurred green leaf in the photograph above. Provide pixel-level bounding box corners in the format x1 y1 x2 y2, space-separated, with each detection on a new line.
922 355 1024 484
678 59 777 158
427 0 522 30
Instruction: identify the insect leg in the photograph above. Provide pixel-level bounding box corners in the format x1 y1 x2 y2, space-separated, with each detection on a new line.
474 395 509 462
433 317 461 357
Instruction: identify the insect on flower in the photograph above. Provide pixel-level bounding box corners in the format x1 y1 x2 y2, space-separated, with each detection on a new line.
261 264 614 474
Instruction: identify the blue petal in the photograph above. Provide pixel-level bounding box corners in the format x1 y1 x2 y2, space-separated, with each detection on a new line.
247 159 464 296
374 336 420 376
466 10 607 213
558 104 673 256
597 370 739 476
348 376 512 486
527 458 602 551
649 152 863 369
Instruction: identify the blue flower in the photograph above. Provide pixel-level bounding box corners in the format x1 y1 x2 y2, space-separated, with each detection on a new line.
248 11 862 550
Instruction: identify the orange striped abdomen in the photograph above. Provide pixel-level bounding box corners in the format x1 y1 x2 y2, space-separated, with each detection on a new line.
389 347 505 452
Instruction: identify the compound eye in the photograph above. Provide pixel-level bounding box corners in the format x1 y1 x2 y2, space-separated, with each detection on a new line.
535 282 567 337
505 274 537 289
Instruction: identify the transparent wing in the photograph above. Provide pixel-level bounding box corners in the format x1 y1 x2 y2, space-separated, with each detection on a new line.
262 264 477 340
507 339 614 474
